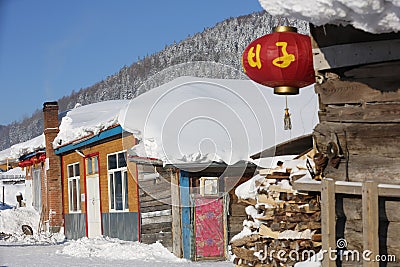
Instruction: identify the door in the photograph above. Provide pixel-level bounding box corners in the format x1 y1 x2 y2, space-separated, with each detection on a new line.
194 197 225 259
32 167 42 212
86 155 102 238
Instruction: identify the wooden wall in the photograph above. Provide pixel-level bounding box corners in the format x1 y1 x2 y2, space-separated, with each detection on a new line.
227 176 251 242
311 24 400 265
311 24 400 184
139 166 173 250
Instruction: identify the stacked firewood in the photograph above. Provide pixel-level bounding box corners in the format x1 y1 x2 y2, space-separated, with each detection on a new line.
231 172 321 267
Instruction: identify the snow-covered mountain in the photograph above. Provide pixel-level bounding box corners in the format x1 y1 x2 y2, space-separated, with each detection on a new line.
0 11 308 151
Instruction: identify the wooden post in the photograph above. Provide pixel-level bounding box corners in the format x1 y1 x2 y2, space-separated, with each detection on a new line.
170 168 182 258
362 181 379 267
321 178 336 267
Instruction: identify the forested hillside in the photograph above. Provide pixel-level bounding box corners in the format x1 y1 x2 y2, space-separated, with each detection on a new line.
0 11 308 151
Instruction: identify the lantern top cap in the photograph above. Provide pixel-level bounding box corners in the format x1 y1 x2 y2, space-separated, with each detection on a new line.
273 26 297 33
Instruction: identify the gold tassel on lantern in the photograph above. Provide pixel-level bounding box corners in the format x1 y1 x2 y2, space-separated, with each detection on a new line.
284 96 292 130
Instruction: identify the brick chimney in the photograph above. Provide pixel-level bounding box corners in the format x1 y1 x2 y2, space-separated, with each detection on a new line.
43 101 63 233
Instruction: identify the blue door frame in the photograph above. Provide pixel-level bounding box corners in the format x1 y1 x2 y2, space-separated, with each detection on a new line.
180 170 192 260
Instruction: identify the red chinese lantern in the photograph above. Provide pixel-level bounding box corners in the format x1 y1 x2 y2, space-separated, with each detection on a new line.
242 26 314 95
38 153 46 163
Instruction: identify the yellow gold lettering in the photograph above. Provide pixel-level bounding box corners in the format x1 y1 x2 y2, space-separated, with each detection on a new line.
247 44 262 69
272 42 295 68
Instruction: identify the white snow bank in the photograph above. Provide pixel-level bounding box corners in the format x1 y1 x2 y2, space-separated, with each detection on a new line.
0 167 25 177
230 227 254 242
119 76 318 165
235 174 266 200
0 134 45 162
0 204 65 245
0 207 39 235
258 0 400 33
58 236 185 262
0 182 25 208
2 231 66 245
54 100 129 148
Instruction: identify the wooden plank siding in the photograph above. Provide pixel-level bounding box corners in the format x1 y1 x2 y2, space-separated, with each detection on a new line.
138 167 173 250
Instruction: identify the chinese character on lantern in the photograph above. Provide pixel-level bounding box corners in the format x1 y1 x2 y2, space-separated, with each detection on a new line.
242 26 315 95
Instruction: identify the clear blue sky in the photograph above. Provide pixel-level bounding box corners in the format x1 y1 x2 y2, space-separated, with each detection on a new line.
0 0 263 125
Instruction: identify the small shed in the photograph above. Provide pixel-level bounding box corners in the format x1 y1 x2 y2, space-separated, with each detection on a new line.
172 161 257 260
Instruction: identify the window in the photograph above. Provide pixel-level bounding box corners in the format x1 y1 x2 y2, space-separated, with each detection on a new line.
108 151 128 211
86 156 98 175
67 162 81 212
200 177 219 196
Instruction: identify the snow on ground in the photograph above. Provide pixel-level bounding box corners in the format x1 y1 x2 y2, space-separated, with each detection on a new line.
58 236 184 262
0 238 233 267
0 207 39 235
54 100 129 148
0 206 230 266
258 0 400 33
119 76 318 165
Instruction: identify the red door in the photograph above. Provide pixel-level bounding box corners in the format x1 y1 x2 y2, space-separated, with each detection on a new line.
194 197 224 259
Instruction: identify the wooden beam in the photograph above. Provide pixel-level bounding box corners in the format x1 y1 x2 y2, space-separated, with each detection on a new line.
321 178 336 267
315 79 400 106
294 179 400 197
362 181 379 267
292 179 322 192
170 168 182 258
313 39 400 71
325 103 400 123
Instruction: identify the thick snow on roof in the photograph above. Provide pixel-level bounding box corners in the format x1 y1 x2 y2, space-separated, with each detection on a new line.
258 0 400 33
54 100 129 148
119 76 318 165
0 134 45 162
0 167 25 177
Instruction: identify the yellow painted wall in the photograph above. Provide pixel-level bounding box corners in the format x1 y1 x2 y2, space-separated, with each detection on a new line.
62 135 138 215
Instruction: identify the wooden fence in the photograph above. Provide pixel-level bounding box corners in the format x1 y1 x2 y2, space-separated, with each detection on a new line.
294 178 400 267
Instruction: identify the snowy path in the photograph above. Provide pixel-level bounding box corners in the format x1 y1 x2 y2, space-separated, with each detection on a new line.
0 243 233 267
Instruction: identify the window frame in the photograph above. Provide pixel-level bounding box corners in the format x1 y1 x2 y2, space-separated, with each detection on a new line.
107 151 129 212
67 162 81 213
199 177 219 196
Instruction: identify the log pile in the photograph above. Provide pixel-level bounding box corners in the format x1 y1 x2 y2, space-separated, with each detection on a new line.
231 171 321 266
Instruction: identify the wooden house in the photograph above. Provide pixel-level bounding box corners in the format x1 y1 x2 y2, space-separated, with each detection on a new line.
293 25 400 266
51 102 141 241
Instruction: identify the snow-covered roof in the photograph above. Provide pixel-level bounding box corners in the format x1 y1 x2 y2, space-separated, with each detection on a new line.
119 76 318 165
258 0 400 33
0 134 45 163
0 167 25 177
54 100 129 148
